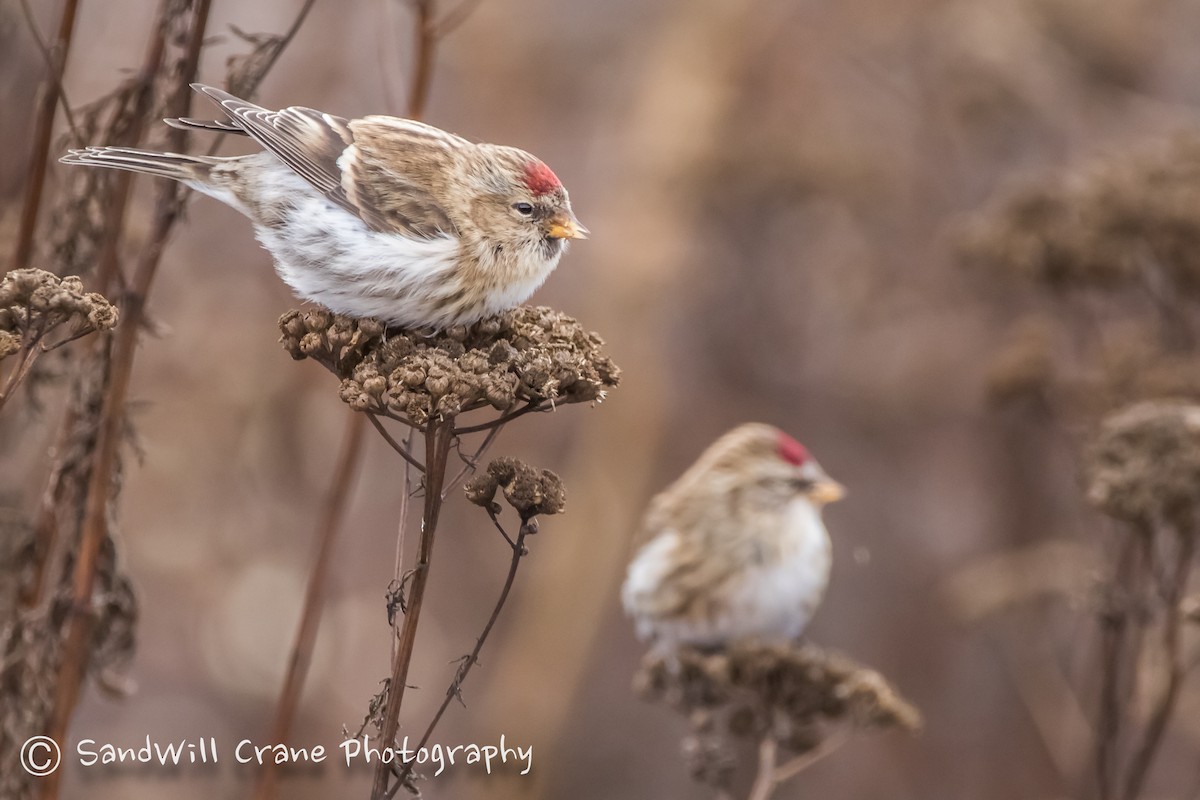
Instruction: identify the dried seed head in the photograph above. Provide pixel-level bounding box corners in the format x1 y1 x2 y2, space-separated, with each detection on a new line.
635 640 920 777
464 457 566 520
1085 400 1200 523
279 306 621 426
0 269 118 362
958 135 1200 295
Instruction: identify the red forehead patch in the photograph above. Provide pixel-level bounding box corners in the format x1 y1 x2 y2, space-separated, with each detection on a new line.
777 432 809 466
523 160 561 196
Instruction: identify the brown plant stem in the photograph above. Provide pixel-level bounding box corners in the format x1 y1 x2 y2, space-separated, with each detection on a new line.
0 338 43 415
1120 526 1196 800
1096 528 1145 800
746 731 850 800
406 0 437 121
453 401 545 435
252 411 367 800
371 419 455 800
12 0 80 270
442 425 502 499
38 4 211 799
387 509 530 796
367 412 427 472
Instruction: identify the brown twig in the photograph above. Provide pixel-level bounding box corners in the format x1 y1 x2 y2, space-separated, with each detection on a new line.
12 0 80 270
391 429 416 659
242 0 317 98
405 0 437 121
0 339 42 415
387 508 530 797
431 0 483 36
252 411 367 800
453 401 546 435
441 425 503 499
746 730 851 800
16 0 82 142
1120 523 1196 800
1096 528 1144 800
367 412 427 473
39 3 213 799
371 420 455 800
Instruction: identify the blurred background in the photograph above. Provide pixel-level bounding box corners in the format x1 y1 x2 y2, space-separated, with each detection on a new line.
6 0 1200 798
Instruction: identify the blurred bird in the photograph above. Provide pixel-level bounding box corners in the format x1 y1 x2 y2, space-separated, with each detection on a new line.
622 423 845 649
60 84 586 329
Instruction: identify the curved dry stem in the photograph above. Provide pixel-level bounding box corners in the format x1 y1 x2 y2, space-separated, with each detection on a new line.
442 425 504 500
387 510 530 796
1120 525 1196 800
454 401 546 435
747 729 851 800
367 412 427 473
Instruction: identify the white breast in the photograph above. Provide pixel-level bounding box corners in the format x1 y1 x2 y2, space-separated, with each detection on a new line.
248 168 465 327
723 498 832 641
623 498 832 648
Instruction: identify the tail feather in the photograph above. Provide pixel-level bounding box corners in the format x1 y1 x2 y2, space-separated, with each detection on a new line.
59 146 219 183
163 117 247 135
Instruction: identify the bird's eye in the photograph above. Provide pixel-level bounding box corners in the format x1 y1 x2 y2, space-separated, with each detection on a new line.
513 202 534 216
790 477 816 492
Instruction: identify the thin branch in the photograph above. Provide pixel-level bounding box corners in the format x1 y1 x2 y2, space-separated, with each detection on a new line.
371 420 455 800
12 0 81 270
405 0 437 120
773 729 852 783
16 0 82 141
0 339 41 414
391 428 415 660
747 737 779 800
201 0 317 159
252 411 367 800
747 730 851 800
388 510 530 795
441 424 503 499
1096 528 1144 800
244 0 317 97
367 412 426 473
453 401 546 435
431 0 484 36
1120 525 1195 800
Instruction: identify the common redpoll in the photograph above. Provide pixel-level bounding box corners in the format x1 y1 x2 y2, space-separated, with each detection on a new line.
622 423 845 649
60 84 586 329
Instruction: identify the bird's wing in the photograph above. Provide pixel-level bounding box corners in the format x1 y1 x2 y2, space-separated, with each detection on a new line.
340 116 464 238
164 116 247 135
190 83 456 238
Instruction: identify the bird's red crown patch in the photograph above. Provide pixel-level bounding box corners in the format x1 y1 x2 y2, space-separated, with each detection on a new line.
523 160 562 196
777 433 809 465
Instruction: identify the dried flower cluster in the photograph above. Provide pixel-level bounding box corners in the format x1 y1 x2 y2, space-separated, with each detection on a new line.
0 269 117 360
959 135 1200 415
1085 400 1200 523
635 641 920 789
279 306 620 426
465 457 566 521
958 134 1200 294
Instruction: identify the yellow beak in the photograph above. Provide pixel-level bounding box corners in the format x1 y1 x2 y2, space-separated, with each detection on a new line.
808 478 846 506
546 214 589 240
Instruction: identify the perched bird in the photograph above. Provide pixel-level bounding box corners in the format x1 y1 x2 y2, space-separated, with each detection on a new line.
60 84 586 329
622 423 845 650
